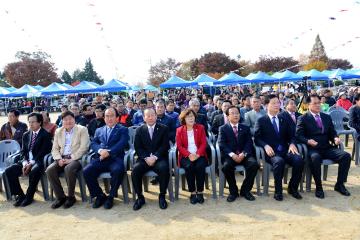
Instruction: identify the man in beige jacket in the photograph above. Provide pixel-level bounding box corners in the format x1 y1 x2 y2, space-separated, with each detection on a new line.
46 111 90 209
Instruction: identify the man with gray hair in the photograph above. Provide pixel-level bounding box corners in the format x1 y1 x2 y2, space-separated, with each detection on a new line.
189 98 208 134
244 96 266 135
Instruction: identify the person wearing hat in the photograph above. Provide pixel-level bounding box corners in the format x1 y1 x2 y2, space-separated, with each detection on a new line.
336 92 352 111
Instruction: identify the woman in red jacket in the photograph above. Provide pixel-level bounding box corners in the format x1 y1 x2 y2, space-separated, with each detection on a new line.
176 108 207 204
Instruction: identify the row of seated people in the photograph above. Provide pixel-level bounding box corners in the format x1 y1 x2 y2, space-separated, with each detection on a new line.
3 94 353 211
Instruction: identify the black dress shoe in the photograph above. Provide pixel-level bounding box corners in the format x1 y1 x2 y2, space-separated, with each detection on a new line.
334 183 351 196
274 193 283 201
92 194 107 209
104 196 114 209
20 198 33 207
51 197 67 209
240 192 256 201
13 195 26 207
133 197 146 211
197 194 204 204
315 188 325 199
64 196 76 209
226 193 239 202
159 195 168 210
190 194 197 204
288 188 303 200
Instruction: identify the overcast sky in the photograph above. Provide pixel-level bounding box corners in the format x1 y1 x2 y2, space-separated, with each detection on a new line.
0 0 359 85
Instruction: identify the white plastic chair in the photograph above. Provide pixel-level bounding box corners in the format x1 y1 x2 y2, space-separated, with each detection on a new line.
0 140 20 200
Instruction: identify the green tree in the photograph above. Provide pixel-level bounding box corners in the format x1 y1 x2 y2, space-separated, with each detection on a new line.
78 58 104 85
72 68 82 81
61 70 73 84
148 58 182 86
309 34 328 62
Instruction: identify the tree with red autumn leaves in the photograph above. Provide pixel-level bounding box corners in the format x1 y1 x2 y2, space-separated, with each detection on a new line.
4 51 60 88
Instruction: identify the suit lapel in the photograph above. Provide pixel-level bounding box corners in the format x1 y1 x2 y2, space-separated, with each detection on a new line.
27 131 32 150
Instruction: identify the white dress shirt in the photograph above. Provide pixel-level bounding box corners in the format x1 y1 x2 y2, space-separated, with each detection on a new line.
187 129 197 154
23 128 41 166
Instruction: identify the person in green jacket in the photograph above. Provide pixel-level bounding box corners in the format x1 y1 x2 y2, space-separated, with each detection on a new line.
320 96 330 112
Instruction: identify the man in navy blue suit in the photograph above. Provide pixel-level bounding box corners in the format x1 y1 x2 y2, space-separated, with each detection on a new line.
83 107 129 209
255 94 304 201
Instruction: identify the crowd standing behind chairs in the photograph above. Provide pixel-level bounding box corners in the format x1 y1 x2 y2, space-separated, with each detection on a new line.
1 85 360 210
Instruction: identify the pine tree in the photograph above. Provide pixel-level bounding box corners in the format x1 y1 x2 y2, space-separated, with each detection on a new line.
78 58 104 85
61 70 73 84
309 34 328 62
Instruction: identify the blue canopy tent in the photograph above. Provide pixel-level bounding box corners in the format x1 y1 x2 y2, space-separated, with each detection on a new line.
131 86 141 91
143 85 159 91
214 72 250 86
192 73 217 86
34 85 44 90
40 82 69 95
328 68 360 80
66 81 99 94
246 71 278 83
61 83 73 89
6 86 17 92
297 69 328 80
272 70 303 81
6 84 40 97
0 87 10 98
159 75 195 88
97 79 128 92
321 70 333 76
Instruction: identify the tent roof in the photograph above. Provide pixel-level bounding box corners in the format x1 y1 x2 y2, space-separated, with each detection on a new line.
272 70 302 81
159 75 195 88
192 73 217 86
246 71 277 83
98 79 128 92
214 72 249 86
7 84 39 97
40 82 69 95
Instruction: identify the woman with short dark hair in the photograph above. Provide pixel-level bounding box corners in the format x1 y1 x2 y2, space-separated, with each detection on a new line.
176 108 207 204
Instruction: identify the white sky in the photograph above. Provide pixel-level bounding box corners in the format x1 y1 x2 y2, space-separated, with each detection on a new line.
0 0 359 85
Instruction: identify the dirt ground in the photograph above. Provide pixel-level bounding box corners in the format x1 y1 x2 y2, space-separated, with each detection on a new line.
1 113 360 240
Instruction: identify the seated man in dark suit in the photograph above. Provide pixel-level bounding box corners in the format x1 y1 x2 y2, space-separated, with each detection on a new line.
296 94 351 199
155 100 176 143
278 99 301 136
189 98 208 134
211 100 231 137
255 94 304 201
83 107 129 209
349 93 360 138
218 106 260 202
5 112 52 207
132 108 170 211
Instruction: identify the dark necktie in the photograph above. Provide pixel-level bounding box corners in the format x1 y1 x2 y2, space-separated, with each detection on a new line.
272 116 279 135
30 132 37 150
